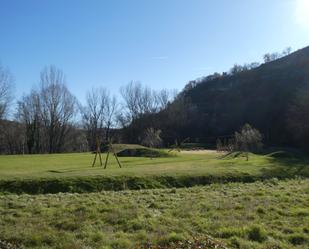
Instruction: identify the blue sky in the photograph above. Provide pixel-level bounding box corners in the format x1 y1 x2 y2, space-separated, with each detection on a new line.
1 0 309 103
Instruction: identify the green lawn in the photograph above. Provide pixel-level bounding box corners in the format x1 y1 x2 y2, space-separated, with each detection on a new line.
0 150 308 194
0 150 308 179
0 179 308 249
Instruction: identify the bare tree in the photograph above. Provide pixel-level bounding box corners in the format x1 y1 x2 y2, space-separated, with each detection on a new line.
16 90 42 153
141 128 162 148
81 87 117 150
104 94 117 141
216 138 223 152
81 88 106 150
0 64 13 120
138 86 158 114
120 81 171 126
120 81 143 124
264 53 279 63
0 64 14 154
230 64 246 75
234 124 263 160
0 120 24 154
39 66 77 153
156 89 171 110
282 47 292 56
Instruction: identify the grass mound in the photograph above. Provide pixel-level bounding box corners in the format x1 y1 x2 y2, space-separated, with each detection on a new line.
99 144 146 153
107 144 145 153
219 151 250 159
117 148 171 158
267 151 295 158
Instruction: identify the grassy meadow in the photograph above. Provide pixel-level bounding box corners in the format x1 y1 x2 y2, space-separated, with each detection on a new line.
0 148 308 248
0 179 308 248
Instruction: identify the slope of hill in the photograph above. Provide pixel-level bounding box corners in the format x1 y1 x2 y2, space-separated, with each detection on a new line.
174 46 309 148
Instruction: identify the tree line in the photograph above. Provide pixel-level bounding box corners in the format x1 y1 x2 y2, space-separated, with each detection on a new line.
0 64 177 154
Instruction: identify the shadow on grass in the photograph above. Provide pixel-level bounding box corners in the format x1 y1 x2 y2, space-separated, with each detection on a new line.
261 151 309 178
218 150 309 179
47 170 64 173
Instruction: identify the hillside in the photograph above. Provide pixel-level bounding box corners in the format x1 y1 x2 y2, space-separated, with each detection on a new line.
164 46 309 149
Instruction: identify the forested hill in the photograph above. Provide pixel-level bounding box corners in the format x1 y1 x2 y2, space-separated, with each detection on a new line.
170 46 309 149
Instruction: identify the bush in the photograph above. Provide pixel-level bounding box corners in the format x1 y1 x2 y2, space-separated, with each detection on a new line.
247 225 267 242
288 234 307 245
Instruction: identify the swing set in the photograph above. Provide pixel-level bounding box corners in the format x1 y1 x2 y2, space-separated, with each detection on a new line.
92 137 122 169
168 137 190 152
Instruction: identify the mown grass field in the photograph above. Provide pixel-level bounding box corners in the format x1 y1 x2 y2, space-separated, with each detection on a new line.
0 149 308 194
0 179 308 249
1 149 308 180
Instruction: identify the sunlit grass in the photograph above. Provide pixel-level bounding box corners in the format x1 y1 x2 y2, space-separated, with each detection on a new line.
0 150 308 180
0 179 308 248
0 150 308 194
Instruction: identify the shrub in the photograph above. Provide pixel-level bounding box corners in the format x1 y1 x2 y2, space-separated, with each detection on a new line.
247 225 267 242
288 234 307 245
256 207 266 214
